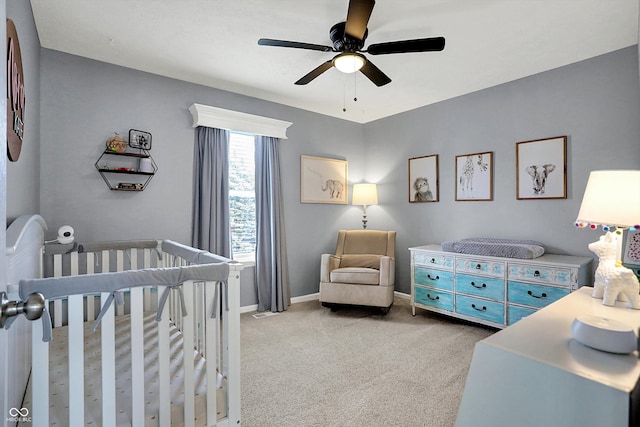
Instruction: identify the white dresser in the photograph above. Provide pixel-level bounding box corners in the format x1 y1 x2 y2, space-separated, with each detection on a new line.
409 244 593 328
456 287 640 427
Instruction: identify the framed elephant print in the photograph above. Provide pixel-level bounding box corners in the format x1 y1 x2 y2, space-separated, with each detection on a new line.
301 155 348 204
516 136 567 200
455 151 493 201
408 155 439 202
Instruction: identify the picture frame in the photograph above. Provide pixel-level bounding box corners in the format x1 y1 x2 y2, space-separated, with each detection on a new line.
455 151 493 201
516 136 567 200
408 154 439 202
301 155 348 204
129 129 152 150
623 231 640 266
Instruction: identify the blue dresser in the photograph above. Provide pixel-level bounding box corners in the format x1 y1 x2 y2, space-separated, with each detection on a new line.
410 245 593 328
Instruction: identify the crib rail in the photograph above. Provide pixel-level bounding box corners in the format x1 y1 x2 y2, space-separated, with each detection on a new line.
22 240 243 427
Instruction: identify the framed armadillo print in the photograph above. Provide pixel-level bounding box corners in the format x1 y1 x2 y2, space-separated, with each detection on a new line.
301 155 348 204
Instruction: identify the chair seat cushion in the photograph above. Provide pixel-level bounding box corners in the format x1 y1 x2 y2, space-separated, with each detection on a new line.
339 254 382 269
330 267 380 285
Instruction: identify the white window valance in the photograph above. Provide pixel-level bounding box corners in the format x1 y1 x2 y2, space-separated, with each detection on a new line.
188 103 292 139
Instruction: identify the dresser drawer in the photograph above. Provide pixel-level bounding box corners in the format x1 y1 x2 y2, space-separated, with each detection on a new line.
507 305 537 325
414 286 454 312
455 294 504 324
507 281 570 308
414 252 454 270
456 258 506 278
508 264 574 286
455 273 505 300
414 267 454 291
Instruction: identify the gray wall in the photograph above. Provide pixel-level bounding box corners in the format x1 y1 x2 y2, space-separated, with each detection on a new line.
39 49 364 305
6 0 40 220
365 46 640 293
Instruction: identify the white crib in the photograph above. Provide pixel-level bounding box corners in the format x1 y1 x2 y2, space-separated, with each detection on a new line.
7 215 243 427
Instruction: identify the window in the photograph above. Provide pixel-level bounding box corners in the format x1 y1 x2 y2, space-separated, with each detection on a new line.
228 132 256 259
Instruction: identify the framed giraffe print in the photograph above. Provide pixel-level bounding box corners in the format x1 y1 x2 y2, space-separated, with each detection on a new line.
408 154 439 202
516 136 567 200
455 151 493 201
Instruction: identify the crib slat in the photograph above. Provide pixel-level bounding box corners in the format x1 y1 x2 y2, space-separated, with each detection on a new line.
31 309 49 427
183 281 196 425
157 285 171 427
68 293 85 426
116 250 125 316
130 287 145 426
100 291 117 427
86 252 96 321
143 249 152 310
53 254 62 327
227 268 242 424
205 281 218 426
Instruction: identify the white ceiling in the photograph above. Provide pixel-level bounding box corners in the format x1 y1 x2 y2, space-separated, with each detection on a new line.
30 0 639 124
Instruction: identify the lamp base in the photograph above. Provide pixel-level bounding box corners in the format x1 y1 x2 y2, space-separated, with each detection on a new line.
588 232 640 309
571 315 637 354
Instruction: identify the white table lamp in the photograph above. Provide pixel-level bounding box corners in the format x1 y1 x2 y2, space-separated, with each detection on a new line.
352 183 378 229
573 170 640 353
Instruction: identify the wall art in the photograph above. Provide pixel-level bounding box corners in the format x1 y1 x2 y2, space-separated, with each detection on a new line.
455 151 493 201
301 155 348 204
408 154 439 202
516 136 567 200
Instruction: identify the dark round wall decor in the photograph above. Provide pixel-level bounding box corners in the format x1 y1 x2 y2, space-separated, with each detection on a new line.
7 19 25 162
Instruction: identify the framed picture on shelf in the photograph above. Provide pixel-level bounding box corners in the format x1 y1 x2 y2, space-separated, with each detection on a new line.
408 154 439 202
300 155 348 204
129 129 152 150
516 136 566 200
455 151 493 201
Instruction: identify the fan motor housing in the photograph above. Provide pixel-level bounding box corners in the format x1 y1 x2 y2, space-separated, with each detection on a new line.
330 22 367 51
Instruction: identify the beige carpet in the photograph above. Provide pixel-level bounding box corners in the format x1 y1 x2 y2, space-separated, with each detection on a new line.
240 297 495 427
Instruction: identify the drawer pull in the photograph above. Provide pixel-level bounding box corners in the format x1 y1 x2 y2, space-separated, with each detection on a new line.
533 270 540 277
471 304 487 312
475 264 482 269
430 258 436 263
471 281 486 289
527 290 547 299
427 294 440 301
427 274 440 281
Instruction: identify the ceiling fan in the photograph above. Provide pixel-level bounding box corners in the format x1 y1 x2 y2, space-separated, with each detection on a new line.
257 0 445 87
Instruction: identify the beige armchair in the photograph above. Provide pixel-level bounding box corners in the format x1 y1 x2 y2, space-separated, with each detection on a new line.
319 230 396 313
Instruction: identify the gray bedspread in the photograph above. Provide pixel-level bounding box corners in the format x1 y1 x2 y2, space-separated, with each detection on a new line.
441 238 545 259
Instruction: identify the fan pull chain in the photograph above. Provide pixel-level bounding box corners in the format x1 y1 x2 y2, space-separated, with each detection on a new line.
353 71 358 102
343 73 347 112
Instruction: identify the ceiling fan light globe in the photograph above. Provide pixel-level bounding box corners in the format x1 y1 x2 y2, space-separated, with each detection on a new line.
334 53 365 73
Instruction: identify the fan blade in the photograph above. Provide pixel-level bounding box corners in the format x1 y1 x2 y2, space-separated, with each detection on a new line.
258 38 333 52
345 0 375 40
360 59 391 87
295 61 334 85
367 37 445 55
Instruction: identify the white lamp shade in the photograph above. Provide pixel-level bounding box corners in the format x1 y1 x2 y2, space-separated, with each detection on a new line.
334 53 365 73
352 183 378 206
576 170 640 227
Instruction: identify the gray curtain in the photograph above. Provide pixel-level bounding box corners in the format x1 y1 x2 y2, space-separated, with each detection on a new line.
255 135 290 312
191 126 231 258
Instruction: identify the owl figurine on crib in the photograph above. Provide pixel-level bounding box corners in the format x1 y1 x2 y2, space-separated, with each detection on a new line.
589 231 640 309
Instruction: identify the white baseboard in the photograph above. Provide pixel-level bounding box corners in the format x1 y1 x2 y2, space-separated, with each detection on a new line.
241 291 409 314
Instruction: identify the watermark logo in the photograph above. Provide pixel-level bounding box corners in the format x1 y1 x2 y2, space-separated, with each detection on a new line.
7 407 31 423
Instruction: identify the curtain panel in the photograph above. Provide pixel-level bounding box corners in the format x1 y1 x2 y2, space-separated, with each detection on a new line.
191 126 231 258
255 135 291 312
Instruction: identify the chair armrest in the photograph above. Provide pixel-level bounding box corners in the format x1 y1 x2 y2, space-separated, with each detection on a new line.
379 256 395 287
320 254 341 282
